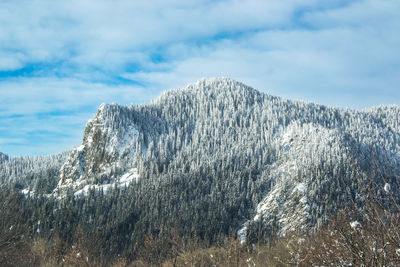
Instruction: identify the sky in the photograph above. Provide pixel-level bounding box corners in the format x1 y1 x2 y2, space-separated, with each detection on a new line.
0 0 399 156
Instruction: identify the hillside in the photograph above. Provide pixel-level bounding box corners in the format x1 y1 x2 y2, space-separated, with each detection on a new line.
1 78 399 264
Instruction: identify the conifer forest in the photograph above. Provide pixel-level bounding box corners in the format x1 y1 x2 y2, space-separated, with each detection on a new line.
1 78 399 266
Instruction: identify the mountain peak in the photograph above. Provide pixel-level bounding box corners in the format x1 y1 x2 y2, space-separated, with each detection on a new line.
0 152 8 163
194 77 242 85
189 77 253 92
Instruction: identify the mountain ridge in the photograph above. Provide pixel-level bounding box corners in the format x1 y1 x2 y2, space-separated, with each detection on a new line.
1 78 399 242
52 78 400 233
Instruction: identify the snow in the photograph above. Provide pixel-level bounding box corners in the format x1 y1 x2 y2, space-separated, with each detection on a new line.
21 188 35 198
294 183 307 194
141 145 148 156
281 130 294 147
254 186 281 221
98 103 107 113
107 125 139 156
384 183 391 193
74 184 104 197
250 122 354 235
119 168 140 185
350 221 361 229
299 196 308 205
21 188 31 195
74 168 139 197
237 221 248 245
53 102 143 198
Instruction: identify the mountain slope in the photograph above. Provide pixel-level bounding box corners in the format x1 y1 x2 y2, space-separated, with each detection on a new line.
1 78 399 244
0 152 69 194
49 78 400 235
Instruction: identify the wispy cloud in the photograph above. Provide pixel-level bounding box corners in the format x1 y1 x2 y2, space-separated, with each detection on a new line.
0 0 399 155
0 78 153 155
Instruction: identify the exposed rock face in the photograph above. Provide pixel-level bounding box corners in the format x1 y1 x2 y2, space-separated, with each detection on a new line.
55 104 143 196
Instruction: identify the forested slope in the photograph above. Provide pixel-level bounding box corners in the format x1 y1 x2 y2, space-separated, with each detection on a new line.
0 78 399 264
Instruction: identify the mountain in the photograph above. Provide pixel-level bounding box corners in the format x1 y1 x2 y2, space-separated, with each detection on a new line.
56 78 400 232
0 152 69 194
1 78 399 248
0 152 8 163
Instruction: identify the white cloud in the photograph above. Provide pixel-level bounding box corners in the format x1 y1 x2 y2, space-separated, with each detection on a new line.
0 77 154 116
0 0 399 155
0 77 158 156
0 0 319 73
123 0 400 109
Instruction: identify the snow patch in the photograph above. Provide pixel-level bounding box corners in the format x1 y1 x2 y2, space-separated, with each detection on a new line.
119 168 140 185
21 188 34 198
294 183 307 194
350 221 361 229
237 221 248 245
281 128 295 147
98 103 107 112
73 168 139 197
384 183 391 193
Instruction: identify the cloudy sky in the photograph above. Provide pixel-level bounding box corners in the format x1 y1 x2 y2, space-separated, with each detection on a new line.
0 0 399 156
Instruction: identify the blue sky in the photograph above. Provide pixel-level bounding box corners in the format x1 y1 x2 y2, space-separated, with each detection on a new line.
0 0 399 156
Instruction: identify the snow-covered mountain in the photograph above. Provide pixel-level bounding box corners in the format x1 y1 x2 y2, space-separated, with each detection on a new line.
0 152 8 163
54 103 143 197
1 78 399 238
